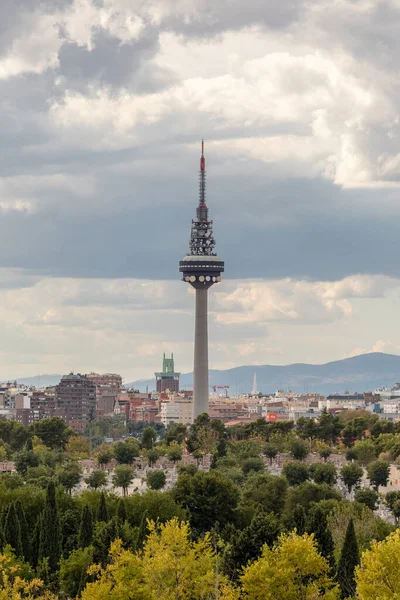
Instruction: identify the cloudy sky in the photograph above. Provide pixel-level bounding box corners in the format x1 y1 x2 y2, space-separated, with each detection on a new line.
1 0 400 382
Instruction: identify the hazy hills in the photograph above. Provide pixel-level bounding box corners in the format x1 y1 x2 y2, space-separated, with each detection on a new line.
129 353 400 395
11 353 400 394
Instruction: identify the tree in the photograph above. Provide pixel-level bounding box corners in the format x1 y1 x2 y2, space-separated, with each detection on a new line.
242 457 265 475
284 482 341 518
60 546 93 599
146 448 160 467
0 548 58 599
288 438 309 461
141 426 157 450
61 509 79 558
146 470 166 490
142 519 236 599
65 435 90 459
14 499 30 562
353 440 377 466
337 518 359 599
113 465 134 496
92 517 121 568
296 417 319 441
80 539 146 600
31 515 42 569
309 463 337 486
29 417 70 450
39 480 61 572
58 461 82 494
113 440 140 465
173 471 239 535
3 503 22 557
166 441 183 464
366 460 390 491
241 531 339 599
78 505 93 548
354 488 379 511
242 473 288 516
14 449 39 476
224 512 281 579
97 449 112 469
317 410 343 445
263 443 278 465
385 491 400 523
318 445 332 462
355 529 400 599
282 461 310 486
307 506 335 569
85 469 107 490
0 420 29 452
97 491 109 522
165 423 187 445
0 473 23 490
116 499 127 523
128 491 186 530
391 499 400 524
341 463 363 494
290 504 307 534
342 418 369 447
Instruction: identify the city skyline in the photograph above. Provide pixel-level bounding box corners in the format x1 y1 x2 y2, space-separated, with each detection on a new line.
1 1 400 379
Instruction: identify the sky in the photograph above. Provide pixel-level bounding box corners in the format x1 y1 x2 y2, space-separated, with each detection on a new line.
1 0 400 382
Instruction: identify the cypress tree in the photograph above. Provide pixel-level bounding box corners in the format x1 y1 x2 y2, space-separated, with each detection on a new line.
307 506 335 570
25 438 33 451
337 518 359 599
291 504 306 534
116 498 127 523
135 510 148 550
14 499 30 562
31 515 41 569
92 516 119 567
39 480 61 572
78 505 93 548
61 509 79 558
97 491 108 522
0 506 7 532
4 502 22 557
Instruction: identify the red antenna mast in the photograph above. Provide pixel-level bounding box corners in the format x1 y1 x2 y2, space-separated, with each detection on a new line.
200 139 205 172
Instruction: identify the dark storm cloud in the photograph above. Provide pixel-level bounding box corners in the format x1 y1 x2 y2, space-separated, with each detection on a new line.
0 0 399 287
0 165 398 283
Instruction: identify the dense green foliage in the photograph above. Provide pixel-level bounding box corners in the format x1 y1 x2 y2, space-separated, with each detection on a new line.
0 411 397 597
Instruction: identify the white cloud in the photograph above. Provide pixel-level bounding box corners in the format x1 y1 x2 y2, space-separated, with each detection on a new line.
0 13 61 79
0 271 398 379
214 275 398 326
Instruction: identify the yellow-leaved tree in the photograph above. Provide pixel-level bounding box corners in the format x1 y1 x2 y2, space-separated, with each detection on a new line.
79 539 148 600
142 518 237 599
0 550 57 600
80 518 239 600
241 531 339 600
65 435 90 459
355 529 400 599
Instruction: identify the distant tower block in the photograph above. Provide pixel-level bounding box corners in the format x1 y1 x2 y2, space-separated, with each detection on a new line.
179 141 224 420
252 372 258 396
155 353 181 393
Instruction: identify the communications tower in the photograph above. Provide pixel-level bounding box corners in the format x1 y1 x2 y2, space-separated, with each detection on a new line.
179 141 224 419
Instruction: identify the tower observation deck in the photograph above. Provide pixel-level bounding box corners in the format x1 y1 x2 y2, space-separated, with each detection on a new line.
179 141 224 419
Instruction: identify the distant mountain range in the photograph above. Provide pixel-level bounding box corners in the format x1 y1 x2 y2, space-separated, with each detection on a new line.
14 375 63 388
11 353 400 394
128 353 400 395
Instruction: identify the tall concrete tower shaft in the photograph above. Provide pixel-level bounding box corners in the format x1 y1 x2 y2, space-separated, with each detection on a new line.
179 141 224 420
